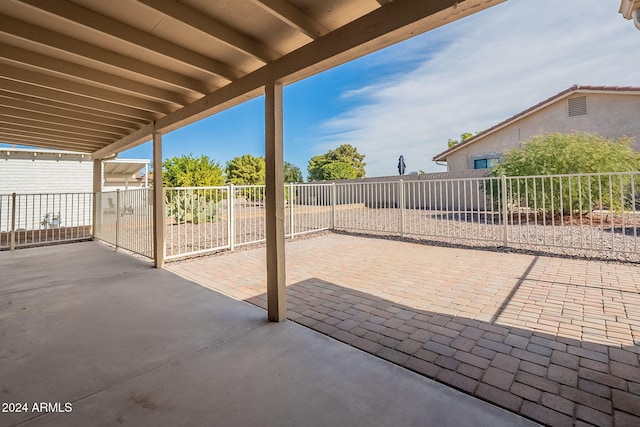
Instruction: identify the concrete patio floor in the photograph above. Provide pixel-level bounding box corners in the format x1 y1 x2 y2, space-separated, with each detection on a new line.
168 233 640 427
0 242 537 427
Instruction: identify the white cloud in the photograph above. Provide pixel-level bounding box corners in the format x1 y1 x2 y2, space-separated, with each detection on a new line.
314 0 640 176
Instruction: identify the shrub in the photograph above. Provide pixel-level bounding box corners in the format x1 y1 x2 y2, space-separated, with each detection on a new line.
487 133 640 214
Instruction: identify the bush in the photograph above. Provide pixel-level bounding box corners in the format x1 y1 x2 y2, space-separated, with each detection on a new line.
487 133 640 214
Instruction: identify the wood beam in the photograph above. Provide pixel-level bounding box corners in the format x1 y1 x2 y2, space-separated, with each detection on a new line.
0 42 193 106
0 96 135 132
0 63 171 114
264 81 286 322
137 0 280 63
92 124 155 160
0 78 159 121
0 126 109 145
21 0 242 82
0 107 129 137
0 92 149 127
0 123 115 143
0 130 103 147
98 0 504 157
0 134 103 151
250 0 328 39
160 0 502 129
0 14 209 94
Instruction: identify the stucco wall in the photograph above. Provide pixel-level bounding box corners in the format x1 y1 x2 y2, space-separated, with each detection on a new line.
445 93 640 171
298 170 492 210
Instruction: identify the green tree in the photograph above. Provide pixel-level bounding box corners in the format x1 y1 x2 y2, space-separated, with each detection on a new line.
307 144 366 181
284 161 303 183
447 132 475 148
226 154 265 185
162 154 225 187
488 132 640 214
318 162 358 180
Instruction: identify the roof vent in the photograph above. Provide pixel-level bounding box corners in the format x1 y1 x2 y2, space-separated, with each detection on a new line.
568 96 587 117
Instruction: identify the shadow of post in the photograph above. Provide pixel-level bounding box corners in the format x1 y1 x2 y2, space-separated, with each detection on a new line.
245 277 640 427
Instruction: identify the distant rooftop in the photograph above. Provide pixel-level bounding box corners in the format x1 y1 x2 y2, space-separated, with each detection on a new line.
433 85 640 162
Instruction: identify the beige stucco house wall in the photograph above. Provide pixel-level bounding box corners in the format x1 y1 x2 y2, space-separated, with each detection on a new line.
433 86 640 171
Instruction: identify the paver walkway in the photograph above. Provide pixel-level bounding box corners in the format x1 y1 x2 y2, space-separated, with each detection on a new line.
168 233 640 427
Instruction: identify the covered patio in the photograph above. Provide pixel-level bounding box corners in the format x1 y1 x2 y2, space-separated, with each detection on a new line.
0 0 507 322
168 233 640 427
0 241 536 427
3 1 638 426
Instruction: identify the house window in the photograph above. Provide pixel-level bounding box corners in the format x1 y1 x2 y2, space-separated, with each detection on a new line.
474 158 500 169
568 96 587 117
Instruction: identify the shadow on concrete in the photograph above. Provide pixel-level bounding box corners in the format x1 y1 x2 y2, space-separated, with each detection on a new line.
0 242 540 427
245 277 640 427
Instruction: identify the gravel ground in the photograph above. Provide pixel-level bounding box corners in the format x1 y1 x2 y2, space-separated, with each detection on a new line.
164 206 640 264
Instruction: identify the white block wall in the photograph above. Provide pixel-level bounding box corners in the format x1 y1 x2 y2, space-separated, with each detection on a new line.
0 157 93 194
0 157 93 232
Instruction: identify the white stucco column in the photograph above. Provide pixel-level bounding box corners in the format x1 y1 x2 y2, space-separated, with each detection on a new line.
265 82 287 322
92 158 103 239
152 132 165 268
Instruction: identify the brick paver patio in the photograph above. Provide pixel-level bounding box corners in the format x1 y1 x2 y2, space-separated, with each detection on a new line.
168 233 640 427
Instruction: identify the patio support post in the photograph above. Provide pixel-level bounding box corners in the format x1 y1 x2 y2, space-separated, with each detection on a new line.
92 159 102 239
153 131 165 268
265 81 287 322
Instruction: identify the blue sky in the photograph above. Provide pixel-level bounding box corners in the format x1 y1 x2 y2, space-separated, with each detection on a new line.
120 37 431 177
4 0 640 178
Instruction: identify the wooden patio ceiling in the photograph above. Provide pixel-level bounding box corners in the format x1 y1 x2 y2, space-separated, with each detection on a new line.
0 0 504 159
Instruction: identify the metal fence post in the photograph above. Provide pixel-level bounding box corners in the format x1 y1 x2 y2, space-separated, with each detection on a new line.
501 175 508 247
93 192 101 240
289 183 295 238
399 180 405 237
228 183 235 251
161 188 166 262
10 193 16 251
331 182 337 229
115 189 120 251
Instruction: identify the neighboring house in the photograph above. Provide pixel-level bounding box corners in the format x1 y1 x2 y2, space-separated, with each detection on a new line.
0 147 150 193
432 85 640 171
0 147 149 231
